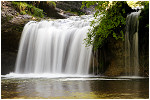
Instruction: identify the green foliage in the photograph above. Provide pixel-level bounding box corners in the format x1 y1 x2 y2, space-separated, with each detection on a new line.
6 15 13 21
136 1 149 6
12 25 24 32
47 1 56 8
12 1 44 18
33 7 44 18
82 1 127 49
139 1 149 29
20 11 26 15
76 11 85 16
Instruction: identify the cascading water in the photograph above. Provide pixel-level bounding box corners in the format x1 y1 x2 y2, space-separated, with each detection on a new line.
14 10 141 76
125 10 141 76
15 15 94 75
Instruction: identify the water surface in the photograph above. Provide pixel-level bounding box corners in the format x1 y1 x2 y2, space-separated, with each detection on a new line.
1 75 149 99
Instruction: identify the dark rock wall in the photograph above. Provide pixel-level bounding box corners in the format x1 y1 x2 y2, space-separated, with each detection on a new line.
94 37 125 76
56 1 84 14
38 1 65 19
104 38 125 76
1 51 17 75
138 5 149 76
1 1 32 74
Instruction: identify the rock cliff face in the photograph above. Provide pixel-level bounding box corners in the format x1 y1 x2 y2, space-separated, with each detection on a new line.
138 5 149 76
55 1 94 15
2 1 30 51
103 38 125 76
89 37 125 76
1 1 33 74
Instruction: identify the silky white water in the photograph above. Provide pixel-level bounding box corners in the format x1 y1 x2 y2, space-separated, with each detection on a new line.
125 11 141 76
12 10 141 77
15 15 94 75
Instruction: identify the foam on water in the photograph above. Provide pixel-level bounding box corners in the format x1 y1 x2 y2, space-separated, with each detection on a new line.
117 76 147 79
2 73 96 79
2 73 147 80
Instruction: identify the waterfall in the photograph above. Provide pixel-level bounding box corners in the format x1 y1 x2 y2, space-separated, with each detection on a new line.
15 15 94 75
125 11 141 76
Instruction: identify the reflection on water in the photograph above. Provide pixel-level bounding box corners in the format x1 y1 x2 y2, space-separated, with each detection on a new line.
16 79 91 98
1 77 149 99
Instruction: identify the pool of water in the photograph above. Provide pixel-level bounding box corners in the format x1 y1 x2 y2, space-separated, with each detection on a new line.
1 75 149 99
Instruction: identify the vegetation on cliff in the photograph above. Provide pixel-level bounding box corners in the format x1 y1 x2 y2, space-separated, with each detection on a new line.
12 1 45 18
81 1 149 50
81 1 133 49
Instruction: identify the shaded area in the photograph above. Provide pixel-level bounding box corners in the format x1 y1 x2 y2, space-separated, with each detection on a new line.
1 77 149 99
138 2 149 76
1 51 17 75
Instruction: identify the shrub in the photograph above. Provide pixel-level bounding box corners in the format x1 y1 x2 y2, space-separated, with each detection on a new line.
12 1 44 18
47 1 56 8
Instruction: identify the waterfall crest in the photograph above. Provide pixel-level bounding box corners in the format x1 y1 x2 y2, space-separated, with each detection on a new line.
125 11 141 76
15 15 93 75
